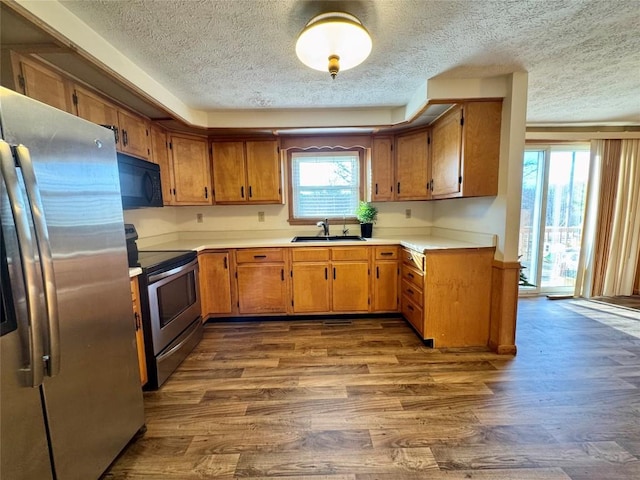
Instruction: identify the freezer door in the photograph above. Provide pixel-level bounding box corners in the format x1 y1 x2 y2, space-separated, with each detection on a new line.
1 162 53 480
0 87 145 479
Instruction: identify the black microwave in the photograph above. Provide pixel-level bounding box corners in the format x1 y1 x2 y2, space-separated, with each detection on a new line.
117 153 163 209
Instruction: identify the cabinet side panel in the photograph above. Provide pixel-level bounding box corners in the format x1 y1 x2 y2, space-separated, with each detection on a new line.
462 101 502 197
424 249 494 347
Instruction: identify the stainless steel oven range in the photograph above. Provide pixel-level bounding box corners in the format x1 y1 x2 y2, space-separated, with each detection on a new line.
135 250 203 389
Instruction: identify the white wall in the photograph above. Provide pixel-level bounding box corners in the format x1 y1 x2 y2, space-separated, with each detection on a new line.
430 73 528 261
124 200 434 240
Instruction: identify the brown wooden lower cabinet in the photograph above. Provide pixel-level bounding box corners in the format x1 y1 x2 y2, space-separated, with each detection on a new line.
198 244 494 348
198 251 233 317
401 246 495 348
291 247 369 313
372 246 400 312
129 277 147 386
235 248 288 314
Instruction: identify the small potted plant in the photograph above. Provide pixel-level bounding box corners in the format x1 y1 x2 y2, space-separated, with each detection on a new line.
355 201 378 238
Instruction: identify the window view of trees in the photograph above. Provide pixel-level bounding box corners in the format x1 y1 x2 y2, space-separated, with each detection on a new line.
291 152 361 219
519 147 590 290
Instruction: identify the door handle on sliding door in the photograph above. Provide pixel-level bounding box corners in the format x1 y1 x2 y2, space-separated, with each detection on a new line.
15 145 60 377
0 140 46 387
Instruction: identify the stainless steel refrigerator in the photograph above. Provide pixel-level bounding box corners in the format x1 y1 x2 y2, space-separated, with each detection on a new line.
0 87 145 479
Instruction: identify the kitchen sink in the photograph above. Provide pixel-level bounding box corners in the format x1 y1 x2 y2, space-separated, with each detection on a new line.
291 235 366 242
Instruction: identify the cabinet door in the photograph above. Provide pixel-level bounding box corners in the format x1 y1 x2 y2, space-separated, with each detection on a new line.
371 137 394 201
395 130 430 200
431 106 463 198
373 261 399 312
292 263 330 313
149 125 174 205
14 54 72 113
171 135 212 205
332 262 369 312
212 142 246 203
236 264 287 314
73 85 120 135
246 140 282 203
199 252 233 316
118 110 150 159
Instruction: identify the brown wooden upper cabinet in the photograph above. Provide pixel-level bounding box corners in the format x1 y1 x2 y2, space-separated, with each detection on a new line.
370 136 395 201
168 133 212 205
211 140 282 204
430 101 502 199
73 85 150 160
395 129 431 201
11 52 73 114
148 124 174 206
371 130 431 202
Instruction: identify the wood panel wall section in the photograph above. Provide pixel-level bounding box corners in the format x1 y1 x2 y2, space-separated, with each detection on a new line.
634 255 640 295
489 259 520 355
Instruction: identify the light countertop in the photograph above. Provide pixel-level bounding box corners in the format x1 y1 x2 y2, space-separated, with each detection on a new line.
136 235 494 254
128 267 142 278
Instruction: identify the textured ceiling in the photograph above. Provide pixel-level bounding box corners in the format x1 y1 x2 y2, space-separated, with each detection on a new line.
55 0 640 125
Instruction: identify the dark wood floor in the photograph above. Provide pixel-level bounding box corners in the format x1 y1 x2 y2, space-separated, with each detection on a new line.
102 298 640 479
593 295 640 311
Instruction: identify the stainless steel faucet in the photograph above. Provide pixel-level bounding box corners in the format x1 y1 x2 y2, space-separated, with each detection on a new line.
317 218 329 237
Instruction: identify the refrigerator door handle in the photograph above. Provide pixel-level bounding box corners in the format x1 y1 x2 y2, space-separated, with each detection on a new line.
15 145 60 377
0 140 46 386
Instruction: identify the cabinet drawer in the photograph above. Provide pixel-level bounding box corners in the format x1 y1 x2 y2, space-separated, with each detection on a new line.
236 248 284 263
402 248 425 271
291 248 330 262
375 246 399 260
401 264 424 289
331 247 369 261
401 295 423 335
401 279 423 306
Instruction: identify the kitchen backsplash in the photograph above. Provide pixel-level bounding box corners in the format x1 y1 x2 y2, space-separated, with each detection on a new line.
124 201 434 240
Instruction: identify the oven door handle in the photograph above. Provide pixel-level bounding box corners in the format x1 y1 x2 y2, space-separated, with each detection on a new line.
147 258 198 284
156 320 201 362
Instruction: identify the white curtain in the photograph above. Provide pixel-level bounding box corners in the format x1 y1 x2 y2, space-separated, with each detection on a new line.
602 139 640 295
575 140 603 297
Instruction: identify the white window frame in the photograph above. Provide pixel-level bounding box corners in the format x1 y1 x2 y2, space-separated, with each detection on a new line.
287 148 365 224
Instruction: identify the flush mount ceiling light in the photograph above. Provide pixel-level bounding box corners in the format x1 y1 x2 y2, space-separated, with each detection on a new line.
295 12 372 79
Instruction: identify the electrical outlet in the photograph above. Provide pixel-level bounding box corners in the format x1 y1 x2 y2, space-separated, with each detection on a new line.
196 213 203 223
258 211 265 222
405 209 411 219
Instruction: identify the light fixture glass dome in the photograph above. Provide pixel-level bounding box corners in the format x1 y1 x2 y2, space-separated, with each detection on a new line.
295 12 372 78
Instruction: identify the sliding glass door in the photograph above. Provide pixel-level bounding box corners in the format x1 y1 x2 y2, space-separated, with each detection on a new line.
519 145 590 293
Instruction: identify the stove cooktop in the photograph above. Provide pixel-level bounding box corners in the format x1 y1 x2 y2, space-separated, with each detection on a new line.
133 250 196 275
